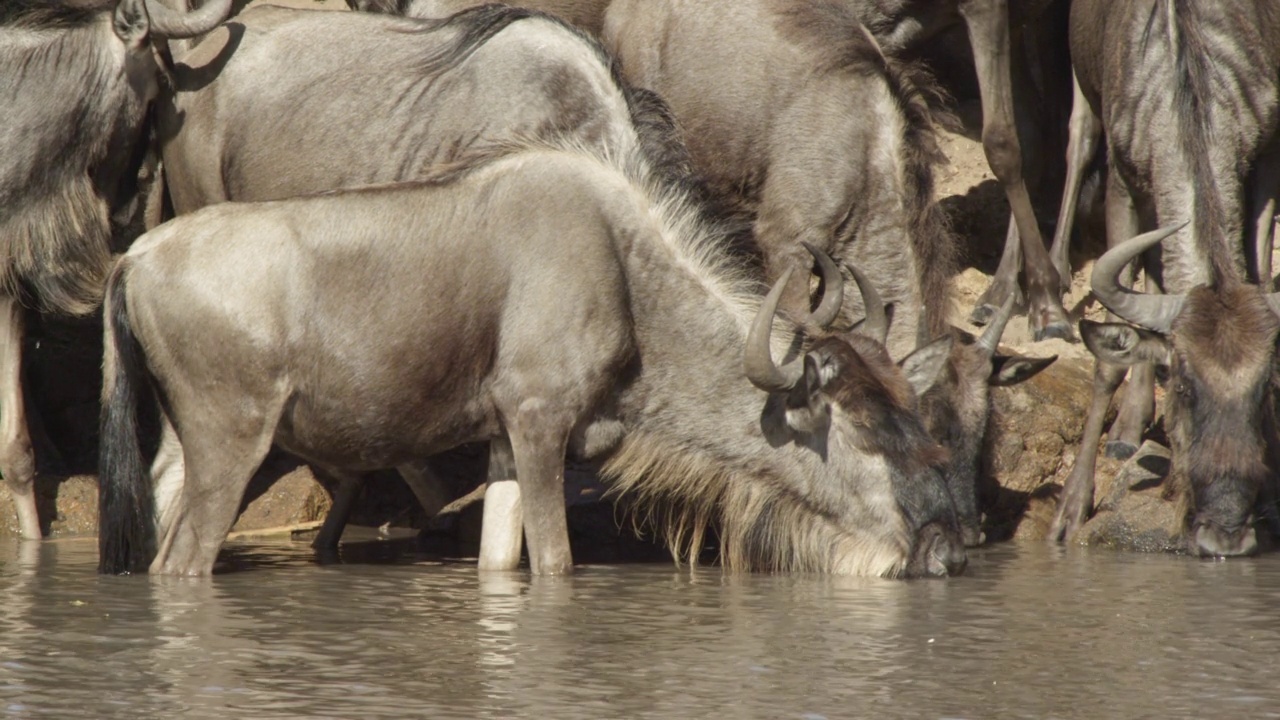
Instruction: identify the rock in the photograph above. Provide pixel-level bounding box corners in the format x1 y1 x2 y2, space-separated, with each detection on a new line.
1077 441 1185 553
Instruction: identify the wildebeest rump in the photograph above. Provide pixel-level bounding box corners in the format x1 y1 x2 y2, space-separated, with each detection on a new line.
0 0 231 539
1049 0 1280 556
98 143 967 578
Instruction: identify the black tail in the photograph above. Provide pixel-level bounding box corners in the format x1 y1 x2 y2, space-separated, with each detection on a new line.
98 261 156 574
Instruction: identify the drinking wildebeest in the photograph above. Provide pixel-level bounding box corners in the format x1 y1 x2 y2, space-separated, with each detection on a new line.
98 142 968 578
602 0 1054 546
1048 0 1280 556
346 0 611 34
154 3 695 551
0 0 231 539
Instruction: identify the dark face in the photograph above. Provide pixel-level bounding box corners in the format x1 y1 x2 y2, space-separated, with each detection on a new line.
1083 286 1280 557
809 334 967 576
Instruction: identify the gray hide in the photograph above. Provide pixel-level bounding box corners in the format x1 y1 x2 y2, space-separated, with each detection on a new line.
1050 0 1280 556
0 0 230 540
98 144 967 578
346 0 611 35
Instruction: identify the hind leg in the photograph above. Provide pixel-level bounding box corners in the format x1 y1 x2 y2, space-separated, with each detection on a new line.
310 467 363 551
479 437 523 571
504 403 572 575
151 419 274 576
0 298 40 540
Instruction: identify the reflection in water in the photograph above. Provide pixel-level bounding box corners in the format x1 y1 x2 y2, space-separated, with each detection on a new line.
2 538 1280 718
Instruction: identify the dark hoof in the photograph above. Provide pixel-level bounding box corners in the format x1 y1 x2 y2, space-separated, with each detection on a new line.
969 303 997 327
1104 440 1139 460
1031 319 1077 343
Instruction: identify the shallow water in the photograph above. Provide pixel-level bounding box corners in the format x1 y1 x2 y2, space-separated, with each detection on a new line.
2 538 1279 719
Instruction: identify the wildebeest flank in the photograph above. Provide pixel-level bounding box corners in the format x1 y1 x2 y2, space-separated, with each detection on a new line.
0 0 231 540
1050 0 1280 556
97 142 967 578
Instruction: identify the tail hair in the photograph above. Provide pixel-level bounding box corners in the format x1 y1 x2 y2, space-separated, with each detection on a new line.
97 260 156 574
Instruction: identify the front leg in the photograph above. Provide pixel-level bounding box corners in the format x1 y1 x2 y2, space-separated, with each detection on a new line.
0 298 40 540
506 404 572 576
959 0 1072 341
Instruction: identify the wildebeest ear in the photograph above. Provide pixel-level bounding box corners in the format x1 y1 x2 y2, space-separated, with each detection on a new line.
1080 320 1170 367
900 335 954 396
783 354 833 434
990 355 1057 387
112 0 150 48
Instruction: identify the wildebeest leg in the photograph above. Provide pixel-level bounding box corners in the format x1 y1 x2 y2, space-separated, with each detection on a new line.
151 419 274 576
506 408 573 575
1047 71 1102 296
1250 144 1280 287
959 0 1072 341
1049 359 1127 541
396 460 452 519
311 467 362 551
151 411 186 534
479 437 524 571
1101 176 1151 460
0 298 40 540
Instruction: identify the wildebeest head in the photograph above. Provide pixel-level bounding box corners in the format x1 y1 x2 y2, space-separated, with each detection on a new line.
745 245 967 577
0 0 232 314
1082 225 1280 558
919 297 1056 547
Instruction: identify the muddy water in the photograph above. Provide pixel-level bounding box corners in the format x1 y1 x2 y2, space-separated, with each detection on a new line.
2 539 1279 719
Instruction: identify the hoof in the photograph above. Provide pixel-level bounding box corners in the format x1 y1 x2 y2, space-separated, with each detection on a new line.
969 303 997 327
1032 320 1077 343
1104 440 1139 460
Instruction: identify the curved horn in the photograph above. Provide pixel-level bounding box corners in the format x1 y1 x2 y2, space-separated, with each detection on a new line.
846 263 888 345
745 268 804 393
800 242 844 329
975 293 1016 358
1090 223 1188 333
143 0 233 40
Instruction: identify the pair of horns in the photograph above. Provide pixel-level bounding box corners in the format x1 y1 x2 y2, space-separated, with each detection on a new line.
744 244 884 393
1092 223 1280 333
117 0 233 40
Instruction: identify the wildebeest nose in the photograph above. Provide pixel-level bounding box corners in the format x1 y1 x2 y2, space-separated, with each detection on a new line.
1193 523 1259 558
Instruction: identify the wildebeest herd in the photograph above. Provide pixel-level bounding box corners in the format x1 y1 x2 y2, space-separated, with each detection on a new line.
3 0 1278 577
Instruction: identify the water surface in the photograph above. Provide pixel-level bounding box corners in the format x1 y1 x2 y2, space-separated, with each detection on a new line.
1 538 1277 719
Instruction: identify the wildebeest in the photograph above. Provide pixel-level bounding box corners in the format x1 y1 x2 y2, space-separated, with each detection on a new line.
1048 0 1280 556
98 142 968 578
154 3 700 552
346 0 611 35
602 0 1054 546
0 0 231 539
604 0 955 359
824 0 1071 341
